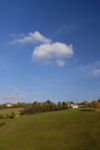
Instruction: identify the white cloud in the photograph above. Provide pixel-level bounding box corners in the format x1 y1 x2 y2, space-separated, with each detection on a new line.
10 33 25 38
9 31 51 45
33 31 51 43
32 42 74 66
9 30 74 66
92 69 100 77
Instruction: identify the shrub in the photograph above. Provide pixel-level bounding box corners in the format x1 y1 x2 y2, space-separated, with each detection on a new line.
0 122 5 127
7 112 16 119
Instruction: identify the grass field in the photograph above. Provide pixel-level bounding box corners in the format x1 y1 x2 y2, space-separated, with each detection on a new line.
0 109 100 150
0 108 22 115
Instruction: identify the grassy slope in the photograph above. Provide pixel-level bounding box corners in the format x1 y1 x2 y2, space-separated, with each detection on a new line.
0 110 100 150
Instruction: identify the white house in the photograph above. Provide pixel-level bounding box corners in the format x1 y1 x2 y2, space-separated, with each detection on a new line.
5 103 13 108
70 103 79 109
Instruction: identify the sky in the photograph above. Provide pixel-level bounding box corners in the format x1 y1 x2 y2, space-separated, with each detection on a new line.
0 0 100 103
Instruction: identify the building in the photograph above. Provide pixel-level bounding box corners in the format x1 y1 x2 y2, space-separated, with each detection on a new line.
70 103 78 109
5 103 13 108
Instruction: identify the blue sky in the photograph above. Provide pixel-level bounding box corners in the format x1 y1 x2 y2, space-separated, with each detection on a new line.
0 0 100 103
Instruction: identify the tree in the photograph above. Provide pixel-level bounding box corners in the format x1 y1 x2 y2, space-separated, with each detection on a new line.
58 101 62 109
62 101 67 109
91 101 98 109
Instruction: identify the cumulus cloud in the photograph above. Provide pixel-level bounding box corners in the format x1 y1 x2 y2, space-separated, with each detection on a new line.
92 69 100 77
32 42 74 66
9 30 74 66
9 31 51 45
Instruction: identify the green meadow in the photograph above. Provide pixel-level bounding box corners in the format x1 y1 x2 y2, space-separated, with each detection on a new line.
0 109 100 150
0 108 21 116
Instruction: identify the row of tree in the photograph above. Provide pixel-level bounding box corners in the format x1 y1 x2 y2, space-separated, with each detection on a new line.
20 98 100 114
80 98 100 109
0 98 100 115
20 100 69 114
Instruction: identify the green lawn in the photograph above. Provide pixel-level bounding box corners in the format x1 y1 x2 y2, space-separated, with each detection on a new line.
0 109 100 150
0 108 22 115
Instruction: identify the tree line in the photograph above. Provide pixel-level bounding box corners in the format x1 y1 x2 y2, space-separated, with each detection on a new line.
0 98 100 115
20 98 100 114
20 100 68 115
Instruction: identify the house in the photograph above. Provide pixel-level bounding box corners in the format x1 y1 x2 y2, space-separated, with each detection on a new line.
66 103 78 109
5 103 13 108
70 103 78 109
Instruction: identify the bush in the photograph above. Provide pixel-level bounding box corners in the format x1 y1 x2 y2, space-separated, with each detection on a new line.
0 122 5 127
7 112 16 119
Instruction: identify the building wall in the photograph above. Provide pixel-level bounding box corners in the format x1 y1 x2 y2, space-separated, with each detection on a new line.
72 105 78 109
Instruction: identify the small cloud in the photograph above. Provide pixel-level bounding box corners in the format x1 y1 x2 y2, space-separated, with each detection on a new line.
9 33 25 38
92 69 100 77
32 42 74 66
33 31 51 43
9 31 51 45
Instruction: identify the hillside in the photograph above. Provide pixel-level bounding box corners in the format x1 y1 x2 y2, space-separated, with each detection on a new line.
0 110 100 150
